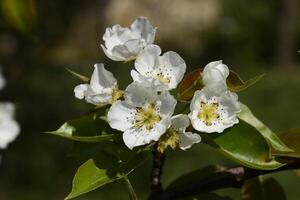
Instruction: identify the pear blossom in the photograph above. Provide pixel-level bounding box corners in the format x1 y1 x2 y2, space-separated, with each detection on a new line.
0 103 20 149
101 16 156 61
158 114 201 152
202 60 229 93
189 87 241 133
74 63 122 106
107 82 176 149
171 114 201 150
131 44 186 91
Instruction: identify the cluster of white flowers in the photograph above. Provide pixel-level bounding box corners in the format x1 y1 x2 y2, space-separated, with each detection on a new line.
74 17 241 151
0 69 20 152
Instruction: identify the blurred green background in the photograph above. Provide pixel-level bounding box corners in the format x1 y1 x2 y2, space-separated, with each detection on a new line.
0 0 300 199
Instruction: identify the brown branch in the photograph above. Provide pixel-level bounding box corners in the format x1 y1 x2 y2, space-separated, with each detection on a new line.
149 150 165 199
151 161 300 200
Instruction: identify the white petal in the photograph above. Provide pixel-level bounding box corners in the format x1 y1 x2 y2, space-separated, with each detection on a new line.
161 51 186 89
0 103 20 149
85 93 112 106
157 91 177 116
179 132 201 150
124 82 157 107
101 44 125 61
130 16 156 44
202 60 229 92
101 17 156 62
122 120 168 149
171 114 190 130
124 39 143 55
0 119 20 149
107 101 135 132
189 88 240 133
90 64 117 91
135 44 161 75
74 84 89 99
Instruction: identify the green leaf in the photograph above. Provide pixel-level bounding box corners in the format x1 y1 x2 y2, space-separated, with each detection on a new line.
227 71 264 92
241 176 287 200
167 165 225 189
65 150 150 200
177 68 263 102
1 0 37 35
46 108 119 142
201 120 285 170
274 129 300 158
238 103 293 154
66 68 90 83
47 123 118 142
65 159 122 200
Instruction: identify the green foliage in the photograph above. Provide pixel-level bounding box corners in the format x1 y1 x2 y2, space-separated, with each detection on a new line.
238 103 293 154
66 68 90 83
65 159 119 200
241 176 287 200
226 71 264 92
177 68 264 102
275 129 300 158
0 0 37 35
65 145 150 199
47 123 119 142
47 107 117 139
201 120 284 170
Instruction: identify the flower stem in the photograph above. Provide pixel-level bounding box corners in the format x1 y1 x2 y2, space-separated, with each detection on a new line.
149 149 165 199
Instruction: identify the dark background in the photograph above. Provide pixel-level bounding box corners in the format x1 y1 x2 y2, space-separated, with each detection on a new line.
0 0 300 199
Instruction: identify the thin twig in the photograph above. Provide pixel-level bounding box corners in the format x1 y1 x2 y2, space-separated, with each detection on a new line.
149 150 165 199
124 175 138 200
152 161 300 200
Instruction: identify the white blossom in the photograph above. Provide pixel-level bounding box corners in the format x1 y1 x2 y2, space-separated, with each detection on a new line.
107 82 176 149
101 16 156 61
189 87 241 133
0 103 20 149
74 63 122 106
131 44 186 91
171 114 201 150
202 60 229 93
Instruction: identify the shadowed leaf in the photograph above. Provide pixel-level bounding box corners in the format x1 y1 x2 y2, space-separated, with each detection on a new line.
177 68 263 102
201 120 285 170
274 128 300 158
1 0 37 35
177 68 204 102
238 103 293 154
227 71 264 92
241 176 286 200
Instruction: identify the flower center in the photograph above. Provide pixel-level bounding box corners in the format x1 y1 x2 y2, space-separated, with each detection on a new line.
134 104 161 130
111 89 124 102
197 101 219 126
154 72 170 85
157 128 179 153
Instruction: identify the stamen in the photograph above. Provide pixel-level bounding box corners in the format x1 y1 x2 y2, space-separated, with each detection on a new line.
197 101 220 126
134 104 161 130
